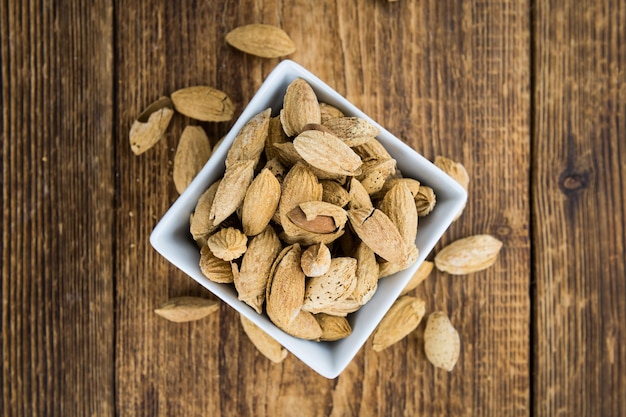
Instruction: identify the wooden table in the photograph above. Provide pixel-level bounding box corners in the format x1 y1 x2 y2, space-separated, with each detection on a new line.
2 1 624 416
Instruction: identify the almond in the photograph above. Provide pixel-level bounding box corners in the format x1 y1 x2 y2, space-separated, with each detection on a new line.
173 126 212 194
129 97 174 155
154 296 219 323
434 234 502 274
171 86 234 122
266 244 305 329
347 208 408 264
199 245 234 283
226 24 296 58
241 168 281 236
302 257 358 314
300 243 332 277
401 260 434 294
293 130 362 176
190 180 221 246
319 102 345 123
280 78 321 136
240 314 288 363
207 227 248 261
236 227 282 313
321 180 350 207
352 242 379 305
424 312 460 371
209 159 255 225
315 314 352 341
322 116 380 147
415 185 436 217
371 296 426 351
226 108 271 168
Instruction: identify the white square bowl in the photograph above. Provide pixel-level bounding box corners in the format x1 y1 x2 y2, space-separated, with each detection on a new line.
150 60 467 379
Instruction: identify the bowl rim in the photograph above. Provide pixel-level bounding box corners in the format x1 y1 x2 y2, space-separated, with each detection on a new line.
150 59 468 378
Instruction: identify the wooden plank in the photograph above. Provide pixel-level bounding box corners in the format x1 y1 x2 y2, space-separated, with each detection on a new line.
0 2 115 416
115 1 530 416
532 1 626 415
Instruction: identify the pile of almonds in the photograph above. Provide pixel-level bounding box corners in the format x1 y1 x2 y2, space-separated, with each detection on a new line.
135 23 504 373
190 78 430 342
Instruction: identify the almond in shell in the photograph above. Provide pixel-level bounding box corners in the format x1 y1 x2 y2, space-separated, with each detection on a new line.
434 234 502 275
347 208 408 264
371 295 426 351
236 227 282 313
173 126 212 194
226 108 271 168
319 102 345 123
266 244 305 329
171 86 234 122
315 314 352 341
209 159 255 225
300 243 332 277
129 97 174 155
207 227 248 261
240 314 288 363
199 245 234 283
241 168 281 236
280 78 321 136
226 24 296 58
154 296 219 323
424 312 460 371
190 180 221 246
293 130 362 176
302 257 358 314
322 116 380 147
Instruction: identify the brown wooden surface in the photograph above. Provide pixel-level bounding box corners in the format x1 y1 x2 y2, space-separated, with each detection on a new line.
0 1 623 416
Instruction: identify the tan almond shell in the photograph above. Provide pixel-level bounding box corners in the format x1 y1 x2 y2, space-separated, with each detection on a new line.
415 185 436 217
265 116 289 161
321 180 350 207
319 102 345 123
347 208 408 264
240 314 288 363
241 168 281 236
317 296 361 317
266 244 305 329
281 310 323 340
236 227 282 313
298 201 348 228
302 257 358 313
356 158 397 195
226 108 271 168
371 295 426 352
207 227 248 261
278 162 323 237
424 312 461 371
190 180 221 245
434 156 470 190
171 86 234 122
300 243 332 277
226 24 296 58
315 314 352 341
199 245 234 283
154 296 219 323
377 245 419 279
379 182 418 249
352 242 379 305
401 260 434 295
293 130 362 176
280 78 321 136
348 178 374 211
321 116 380 147
129 97 174 155
273 141 348 182
434 234 503 275
372 177 421 200
209 159 255 225
173 126 212 194
353 137 392 161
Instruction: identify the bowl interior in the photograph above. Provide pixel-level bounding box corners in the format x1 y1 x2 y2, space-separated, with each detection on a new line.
150 60 467 378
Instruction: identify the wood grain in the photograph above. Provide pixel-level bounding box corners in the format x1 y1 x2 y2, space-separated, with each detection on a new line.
114 1 530 416
1 2 115 416
532 1 626 415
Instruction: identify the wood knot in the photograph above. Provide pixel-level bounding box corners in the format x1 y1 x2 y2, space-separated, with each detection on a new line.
559 170 589 195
